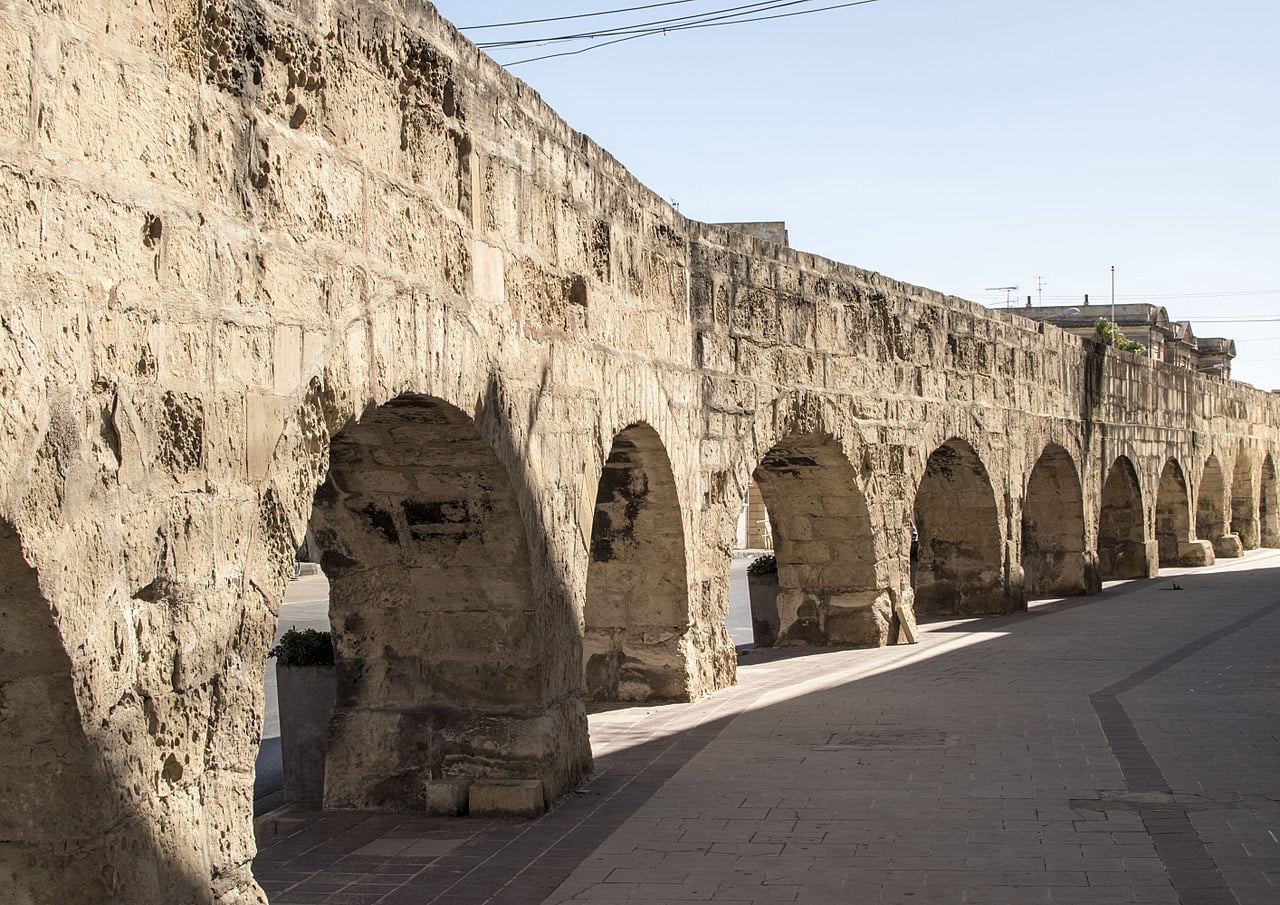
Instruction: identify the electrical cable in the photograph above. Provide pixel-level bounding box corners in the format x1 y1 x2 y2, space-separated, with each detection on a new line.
498 0 882 64
478 0 821 49
460 1 707 30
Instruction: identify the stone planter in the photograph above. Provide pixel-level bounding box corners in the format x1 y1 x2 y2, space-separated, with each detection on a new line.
276 664 336 806
747 572 779 647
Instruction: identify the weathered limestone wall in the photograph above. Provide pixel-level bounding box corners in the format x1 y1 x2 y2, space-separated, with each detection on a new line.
1 0 1279 902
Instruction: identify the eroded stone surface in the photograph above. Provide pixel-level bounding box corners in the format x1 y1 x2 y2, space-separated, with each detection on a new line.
0 1 1278 902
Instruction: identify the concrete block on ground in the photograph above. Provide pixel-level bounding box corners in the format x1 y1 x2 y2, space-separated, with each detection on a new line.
424 778 472 816
1178 540 1215 567
1213 534 1243 559
468 779 545 817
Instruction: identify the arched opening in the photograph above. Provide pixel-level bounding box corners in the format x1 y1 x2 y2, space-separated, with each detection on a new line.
1097 456 1149 579
1156 459 1206 566
752 433 887 645
0 521 120 900
1195 454 1228 547
913 438 1011 616
296 394 581 810
583 423 690 702
1262 454 1279 548
1021 444 1095 597
1230 453 1257 549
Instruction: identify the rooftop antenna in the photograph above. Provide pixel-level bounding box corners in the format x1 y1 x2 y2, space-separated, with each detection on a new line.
1037 276 1047 307
986 285 1018 308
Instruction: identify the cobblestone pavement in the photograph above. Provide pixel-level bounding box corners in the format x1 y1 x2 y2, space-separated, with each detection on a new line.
254 550 1280 904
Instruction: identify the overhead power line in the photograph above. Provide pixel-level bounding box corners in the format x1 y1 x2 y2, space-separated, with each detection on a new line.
478 0 819 48
460 1 706 30
1036 290 1279 301
1186 317 1280 324
490 0 883 65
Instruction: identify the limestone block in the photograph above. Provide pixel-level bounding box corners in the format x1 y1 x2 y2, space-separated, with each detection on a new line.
696 332 735 372
1212 533 1243 559
39 40 199 191
366 178 464 286
246 393 284 482
249 130 364 245
424 778 472 816
468 779 545 818
1177 540 1215 568
1143 541 1161 578
216 321 273 391
0 16 31 147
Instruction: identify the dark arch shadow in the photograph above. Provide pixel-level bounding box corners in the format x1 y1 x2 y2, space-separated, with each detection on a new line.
1230 452 1257 550
583 423 691 703
1156 459 1203 567
0 520 218 902
752 432 888 646
912 438 1015 617
1022 444 1098 597
305 393 552 810
1196 454 1229 551
1262 455 1279 548
1098 455 1149 579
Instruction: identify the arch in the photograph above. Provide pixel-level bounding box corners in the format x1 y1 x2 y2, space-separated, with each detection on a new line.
1022 444 1096 597
0 521 124 900
306 394 556 809
1230 452 1258 549
583 423 690 702
1098 456 1150 579
1156 459 1210 567
912 438 1012 616
1262 454 1279 547
752 432 887 645
1196 454 1229 547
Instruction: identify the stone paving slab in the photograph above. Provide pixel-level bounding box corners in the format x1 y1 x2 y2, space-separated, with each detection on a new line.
254 550 1280 904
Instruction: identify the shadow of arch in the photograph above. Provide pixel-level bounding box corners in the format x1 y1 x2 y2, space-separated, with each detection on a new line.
1022 443 1097 597
752 432 889 646
1196 454 1228 547
0 520 215 903
306 393 563 809
1262 454 1279 548
1230 451 1257 549
1156 459 1200 567
1098 455 1149 579
583 422 691 702
913 438 1014 617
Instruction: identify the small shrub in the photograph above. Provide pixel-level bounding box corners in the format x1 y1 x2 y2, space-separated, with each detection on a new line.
1095 319 1147 355
747 553 777 576
269 628 334 666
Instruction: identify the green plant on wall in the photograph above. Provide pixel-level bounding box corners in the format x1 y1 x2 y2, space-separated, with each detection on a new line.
747 553 777 576
269 628 334 666
1095 319 1147 355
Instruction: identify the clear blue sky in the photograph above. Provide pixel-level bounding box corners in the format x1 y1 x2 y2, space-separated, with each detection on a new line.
432 1 1280 390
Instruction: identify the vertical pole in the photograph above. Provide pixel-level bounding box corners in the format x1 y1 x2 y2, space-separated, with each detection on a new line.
1110 266 1116 347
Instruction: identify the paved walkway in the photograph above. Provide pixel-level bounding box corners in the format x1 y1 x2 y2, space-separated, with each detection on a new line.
254 551 1280 904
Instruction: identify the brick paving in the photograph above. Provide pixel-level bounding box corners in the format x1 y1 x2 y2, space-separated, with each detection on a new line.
255 550 1280 904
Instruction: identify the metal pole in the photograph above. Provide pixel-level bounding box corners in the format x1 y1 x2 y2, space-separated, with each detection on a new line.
1110 265 1116 347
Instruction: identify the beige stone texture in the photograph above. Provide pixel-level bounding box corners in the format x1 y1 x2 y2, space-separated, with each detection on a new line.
0 0 1278 901
468 778 546 818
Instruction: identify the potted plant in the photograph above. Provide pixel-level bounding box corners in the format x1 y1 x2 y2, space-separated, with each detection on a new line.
270 628 336 806
746 553 779 647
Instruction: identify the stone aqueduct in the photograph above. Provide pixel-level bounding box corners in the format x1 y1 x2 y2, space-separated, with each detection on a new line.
2 0 1279 901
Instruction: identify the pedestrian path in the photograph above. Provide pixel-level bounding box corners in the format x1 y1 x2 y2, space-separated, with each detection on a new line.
254 550 1280 904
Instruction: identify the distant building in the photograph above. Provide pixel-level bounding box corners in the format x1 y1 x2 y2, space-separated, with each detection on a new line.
1014 301 1235 378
